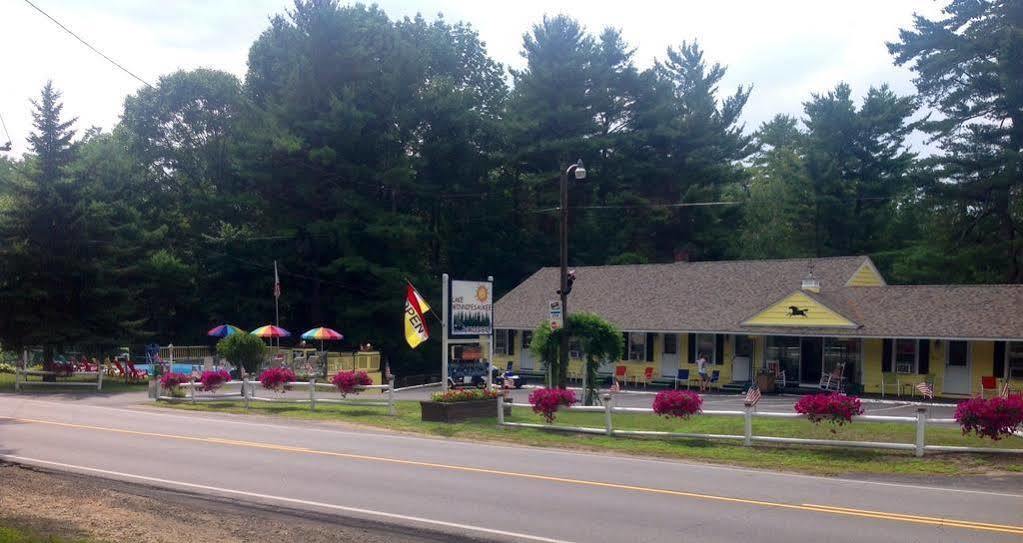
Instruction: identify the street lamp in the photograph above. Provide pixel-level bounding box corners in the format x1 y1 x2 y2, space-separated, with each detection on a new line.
558 159 585 388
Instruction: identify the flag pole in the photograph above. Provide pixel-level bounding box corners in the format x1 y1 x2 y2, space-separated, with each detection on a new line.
274 261 280 349
406 277 442 324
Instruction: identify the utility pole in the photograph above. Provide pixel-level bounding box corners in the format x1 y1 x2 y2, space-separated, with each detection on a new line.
558 160 585 388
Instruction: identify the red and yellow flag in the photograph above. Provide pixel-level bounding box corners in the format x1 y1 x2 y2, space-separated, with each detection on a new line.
404 283 431 349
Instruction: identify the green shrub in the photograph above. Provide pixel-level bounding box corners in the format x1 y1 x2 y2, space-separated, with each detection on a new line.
216 333 267 376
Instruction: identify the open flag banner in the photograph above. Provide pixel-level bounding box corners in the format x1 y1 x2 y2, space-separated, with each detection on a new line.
405 283 431 349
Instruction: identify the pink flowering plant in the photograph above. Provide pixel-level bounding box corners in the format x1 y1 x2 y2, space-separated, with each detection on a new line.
794 393 863 429
652 390 703 420
259 367 296 393
954 395 1023 441
431 388 500 402
528 388 577 423
199 369 232 392
330 370 373 396
158 372 190 390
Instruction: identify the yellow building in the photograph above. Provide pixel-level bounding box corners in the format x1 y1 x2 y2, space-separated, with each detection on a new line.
493 256 1023 398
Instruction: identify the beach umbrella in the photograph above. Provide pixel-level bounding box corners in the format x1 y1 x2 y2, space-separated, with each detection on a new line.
251 325 291 338
207 324 244 338
301 327 344 352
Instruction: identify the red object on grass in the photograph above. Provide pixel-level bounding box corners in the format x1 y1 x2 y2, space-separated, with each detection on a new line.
528 388 578 423
652 390 703 419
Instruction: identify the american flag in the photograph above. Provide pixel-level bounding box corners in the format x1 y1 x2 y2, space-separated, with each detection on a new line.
273 261 281 299
610 379 621 393
915 381 934 399
744 385 761 406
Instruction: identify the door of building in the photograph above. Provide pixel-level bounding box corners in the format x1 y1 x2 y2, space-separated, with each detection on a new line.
732 335 754 383
661 333 680 377
800 337 823 385
944 340 971 395
520 331 535 370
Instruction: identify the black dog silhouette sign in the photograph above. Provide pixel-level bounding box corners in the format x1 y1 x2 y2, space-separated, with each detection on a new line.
787 306 809 317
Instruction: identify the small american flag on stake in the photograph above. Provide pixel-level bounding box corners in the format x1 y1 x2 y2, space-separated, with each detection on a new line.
1002 381 1011 398
744 385 761 407
916 381 934 399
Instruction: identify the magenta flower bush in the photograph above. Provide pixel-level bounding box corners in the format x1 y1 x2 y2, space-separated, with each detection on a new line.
259 367 296 393
794 393 863 427
652 390 703 419
330 370 373 396
954 395 1023 441
528 387 577 423
199 369 231 392
158 372 190 390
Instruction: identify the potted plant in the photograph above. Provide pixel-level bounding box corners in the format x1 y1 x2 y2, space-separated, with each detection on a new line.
420 388 504 422
331 370 373 397
199 369 232 393
955 395 1023 440
528 388 577 423
794 393 863 432
652 390 703 420
158 372 191 398
259 367 296 394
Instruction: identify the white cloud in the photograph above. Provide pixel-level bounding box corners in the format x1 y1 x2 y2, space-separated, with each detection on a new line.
0 0 944 156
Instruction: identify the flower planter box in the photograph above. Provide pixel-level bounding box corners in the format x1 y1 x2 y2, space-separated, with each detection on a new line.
420 399 510 423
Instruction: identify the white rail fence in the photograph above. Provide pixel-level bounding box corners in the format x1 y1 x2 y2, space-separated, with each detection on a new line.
155 378 396 415
497 394 1023 457
14 368 103 392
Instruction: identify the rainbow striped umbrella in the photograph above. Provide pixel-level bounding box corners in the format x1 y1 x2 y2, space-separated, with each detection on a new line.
251 325 291 338
207 324 244 338
301 327 344 341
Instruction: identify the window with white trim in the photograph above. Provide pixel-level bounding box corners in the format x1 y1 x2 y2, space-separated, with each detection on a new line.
697 334 716 365
628 333 645 361
495 330 508 355
894 339 917 374
1008 342 1023 380
663 334 678 355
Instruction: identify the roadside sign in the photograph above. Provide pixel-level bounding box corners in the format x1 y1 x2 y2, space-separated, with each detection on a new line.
548 300 563 330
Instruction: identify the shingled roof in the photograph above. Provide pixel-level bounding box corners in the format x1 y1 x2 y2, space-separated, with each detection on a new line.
493 256 1023 340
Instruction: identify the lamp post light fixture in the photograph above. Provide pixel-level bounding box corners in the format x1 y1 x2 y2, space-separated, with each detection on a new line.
558 159 585 388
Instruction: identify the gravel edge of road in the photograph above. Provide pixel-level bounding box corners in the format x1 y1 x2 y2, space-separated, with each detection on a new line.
0 461 496 543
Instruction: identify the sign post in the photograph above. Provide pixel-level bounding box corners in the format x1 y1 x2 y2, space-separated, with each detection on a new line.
548 300 563 330
441 274 449 391
443 277 494 391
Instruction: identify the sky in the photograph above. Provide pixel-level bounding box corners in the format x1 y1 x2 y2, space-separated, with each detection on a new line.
0 0 946 156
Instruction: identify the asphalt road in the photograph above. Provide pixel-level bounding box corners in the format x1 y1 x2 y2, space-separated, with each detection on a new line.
0 394 1019 543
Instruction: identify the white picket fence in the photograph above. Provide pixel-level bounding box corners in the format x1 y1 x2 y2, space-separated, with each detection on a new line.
14 368 103 392
156 378 396 415
497 394 1023 457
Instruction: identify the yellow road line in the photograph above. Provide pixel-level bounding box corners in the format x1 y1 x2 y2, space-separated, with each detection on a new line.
5 416 1022 535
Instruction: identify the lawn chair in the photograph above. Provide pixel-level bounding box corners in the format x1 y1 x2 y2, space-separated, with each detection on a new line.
708 370 721 391
880 372 902 398
979 376 998 398
767 361 786 389
126 362 148 381
614 365 628 388
636 367 655 389
819 363 845 392
675 369 691 390
913 374 939 399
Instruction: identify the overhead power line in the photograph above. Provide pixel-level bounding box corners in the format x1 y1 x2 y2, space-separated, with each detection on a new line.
531 201 742 213
23 0 155 89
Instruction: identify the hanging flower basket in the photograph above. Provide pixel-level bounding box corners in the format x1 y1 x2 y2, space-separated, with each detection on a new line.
954 395 1023 441
159 372 190 397
259 367 296 394
330 370 373 397
199 369 232 392
652 390 703 419
794 393 863 427
528 388 577 423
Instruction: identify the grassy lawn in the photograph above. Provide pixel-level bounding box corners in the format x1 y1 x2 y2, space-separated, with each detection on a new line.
0 526 94 543
158 399 1023 477
0 372 147 394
